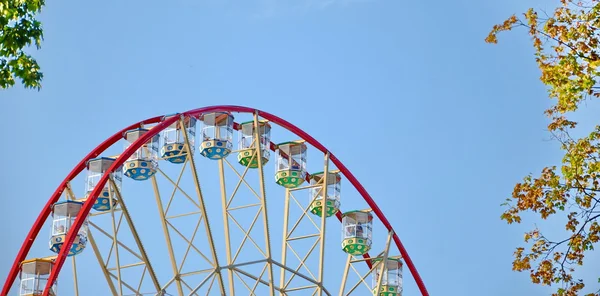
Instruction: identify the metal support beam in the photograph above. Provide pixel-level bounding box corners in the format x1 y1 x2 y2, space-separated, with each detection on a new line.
108 182 123 296
87 230 119 295
279 188 291 295
253 112 276 295
271 260 331 295
152 169 184 295
375 230 394 294
110 177 162 293
338 255 352 296
180 115 226 294
317 152 330 296
71 256 79 296
219 157 235 295
188 271 217 295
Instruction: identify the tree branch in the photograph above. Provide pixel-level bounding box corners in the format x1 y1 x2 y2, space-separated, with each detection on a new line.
516 21 597 61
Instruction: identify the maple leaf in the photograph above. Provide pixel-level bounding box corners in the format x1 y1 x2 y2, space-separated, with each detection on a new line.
488 1 600 295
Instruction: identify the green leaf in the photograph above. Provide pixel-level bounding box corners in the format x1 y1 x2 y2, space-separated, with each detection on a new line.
0 0 45 90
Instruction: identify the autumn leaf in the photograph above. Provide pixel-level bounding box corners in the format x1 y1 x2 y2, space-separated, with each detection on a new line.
488 0 600 295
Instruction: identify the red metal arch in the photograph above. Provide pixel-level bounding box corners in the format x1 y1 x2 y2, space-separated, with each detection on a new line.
1 105 429 296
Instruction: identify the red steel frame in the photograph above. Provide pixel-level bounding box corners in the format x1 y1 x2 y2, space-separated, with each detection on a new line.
1 105 429 296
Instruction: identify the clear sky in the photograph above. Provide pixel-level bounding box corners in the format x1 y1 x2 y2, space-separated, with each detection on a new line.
2 0 597 295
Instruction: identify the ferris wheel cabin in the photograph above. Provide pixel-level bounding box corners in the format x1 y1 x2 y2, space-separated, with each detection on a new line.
160 115 196 164
237 120 271 168
19 258 57 296
85 157 121 212
199 112 234 160
341 210 373 255
372 257 403 296
49 201 88 257
123 128 159 181
275 140 307 188
308 171 341 217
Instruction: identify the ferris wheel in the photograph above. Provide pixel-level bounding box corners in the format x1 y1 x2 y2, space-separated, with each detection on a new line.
1 105 429 296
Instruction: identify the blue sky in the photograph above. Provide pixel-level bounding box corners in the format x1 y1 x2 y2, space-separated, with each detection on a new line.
2 0 598 295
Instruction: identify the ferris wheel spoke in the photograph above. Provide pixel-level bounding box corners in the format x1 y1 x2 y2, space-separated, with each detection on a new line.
205 271 217 294
178 278 199 296
136 265 147 293
64 182 77 201
151 175 184 296
227 203 262 211
338 253 352 296
229 209 268 261
147 118 224 294
252 113 276 295
232 267 279 294
108 193 124 296
110 178 162 292
316 153 330 296
85 176 161 296
71 256 79 296
286 192 320 236
374 230 394 294
279 189 292 292
279 152 333 294
87 231 119 295
284 285 317 293
345 260 382 295
88 222 143 263
158 160 192 213
270 261 329 295
176 212 207 273
104 211 124 264
180 118 227 295
222 158 267 259
256 268 270 293
165 211 203 220
282 195 321 279
218 157 235 295
187 270 216 295
164 220 214 265
249 260 269 293
284 238 320 287
216 115 278 294
232 268 256 295
156 165 202 212
227 261 269 295
223 157 263 206
107 271 144 295
89 203 126 265
179 268 216 278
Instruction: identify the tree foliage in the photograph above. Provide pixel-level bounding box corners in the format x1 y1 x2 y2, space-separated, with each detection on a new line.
0 0 44 90
487 1 600 295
